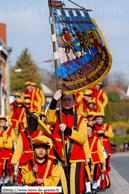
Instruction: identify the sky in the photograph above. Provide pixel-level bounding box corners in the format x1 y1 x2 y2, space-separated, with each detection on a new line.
0 0 129 78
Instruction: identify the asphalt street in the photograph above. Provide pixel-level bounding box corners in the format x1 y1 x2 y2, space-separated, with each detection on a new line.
111 155 129 183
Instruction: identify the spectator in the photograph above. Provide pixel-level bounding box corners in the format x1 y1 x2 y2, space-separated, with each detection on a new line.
124 140 129 152
110 141 116 154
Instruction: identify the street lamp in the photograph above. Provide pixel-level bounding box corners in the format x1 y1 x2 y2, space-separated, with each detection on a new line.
14 68 22 73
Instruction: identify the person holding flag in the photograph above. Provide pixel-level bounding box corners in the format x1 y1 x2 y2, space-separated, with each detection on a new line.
46 89 87 194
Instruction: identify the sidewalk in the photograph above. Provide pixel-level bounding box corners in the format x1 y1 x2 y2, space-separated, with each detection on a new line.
111 152 129 158
99 152 129 194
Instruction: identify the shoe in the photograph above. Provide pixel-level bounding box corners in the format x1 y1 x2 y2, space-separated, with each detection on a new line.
100 188 106 192
86 192 92 194
92 189 96 194
0 184 4 193
96 187 101 192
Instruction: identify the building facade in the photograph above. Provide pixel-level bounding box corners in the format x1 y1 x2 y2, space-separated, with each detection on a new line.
0 23 12 116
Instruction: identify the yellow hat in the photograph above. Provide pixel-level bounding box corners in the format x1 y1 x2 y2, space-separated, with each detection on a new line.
24 94 30 98
93 112 104 119
14 93 21 97
87 111 96 117
32 136 51 148
83 90 93 95
24 81 31 86
0 116 7 121
88 99 95 104
24 99 31 104
31 82 36 86
97 82 101 85
16 99 23 104
0 124 5 127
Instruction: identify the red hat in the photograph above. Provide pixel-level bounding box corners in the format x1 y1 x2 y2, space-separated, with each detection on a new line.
63 27 67 31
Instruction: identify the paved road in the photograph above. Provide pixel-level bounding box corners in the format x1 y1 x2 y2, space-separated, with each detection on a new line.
111 154 129 183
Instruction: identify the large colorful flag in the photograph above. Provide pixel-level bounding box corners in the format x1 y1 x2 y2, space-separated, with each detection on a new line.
51 8 112 94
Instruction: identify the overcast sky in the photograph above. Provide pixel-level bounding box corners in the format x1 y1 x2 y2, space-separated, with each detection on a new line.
0 0 129 78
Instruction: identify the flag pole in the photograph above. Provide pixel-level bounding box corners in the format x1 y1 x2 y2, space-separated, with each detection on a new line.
48 0 67 166
68 0 92 11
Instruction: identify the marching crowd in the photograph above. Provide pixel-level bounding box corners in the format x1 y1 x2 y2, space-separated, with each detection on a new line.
0 81 114 194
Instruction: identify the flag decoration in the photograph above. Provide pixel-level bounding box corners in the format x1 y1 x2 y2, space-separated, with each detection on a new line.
51 8 112 94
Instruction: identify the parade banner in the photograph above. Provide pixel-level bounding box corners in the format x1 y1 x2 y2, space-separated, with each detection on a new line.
51 8 112 94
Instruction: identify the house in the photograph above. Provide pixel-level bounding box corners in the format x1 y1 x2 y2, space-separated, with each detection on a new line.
104 83 129 99
0 23 12 116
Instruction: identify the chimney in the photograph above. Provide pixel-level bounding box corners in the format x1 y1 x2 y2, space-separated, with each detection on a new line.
117 83 122 90
0 23 7 45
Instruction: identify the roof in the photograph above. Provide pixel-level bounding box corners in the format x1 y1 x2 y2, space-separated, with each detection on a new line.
108 84 127 99
41 83 54 95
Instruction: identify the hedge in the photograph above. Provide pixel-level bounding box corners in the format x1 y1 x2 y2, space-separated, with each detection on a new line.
111 135 129 146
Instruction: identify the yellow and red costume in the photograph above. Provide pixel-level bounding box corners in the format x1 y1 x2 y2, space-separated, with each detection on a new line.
79 98 89 117
91 87 108 110
88 135 105 180
21 157 59 188
11 129 45 184
0 126 7 179
24 99 33 112
2 127 16 177
46 98 87 194
93 123 114 172
8 103 26 137
83 139 92 183
74 92 84 114
21 136 60 194
78 90 93 116
9 93 21 114
31 83 45 111
36 88 45 104
22 89 41 112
